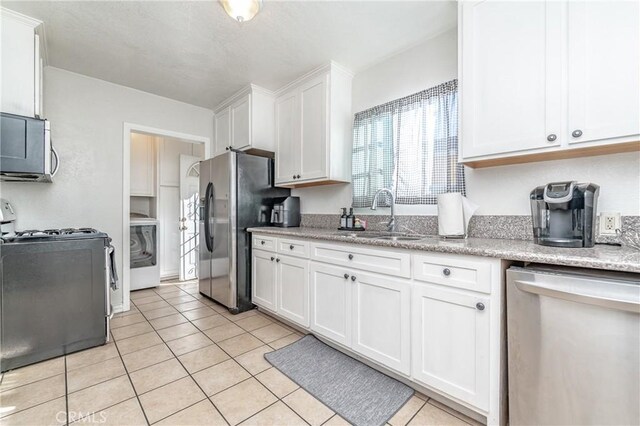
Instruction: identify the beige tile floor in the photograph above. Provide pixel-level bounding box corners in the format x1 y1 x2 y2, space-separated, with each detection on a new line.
0 280 478 426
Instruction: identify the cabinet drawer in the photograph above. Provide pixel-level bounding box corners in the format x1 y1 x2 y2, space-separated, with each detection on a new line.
310 242 411 278
277 238 309 258
412 253 492 294
253 234 276 251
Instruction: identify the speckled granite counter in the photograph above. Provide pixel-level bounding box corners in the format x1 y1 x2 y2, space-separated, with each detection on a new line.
248 227 640 273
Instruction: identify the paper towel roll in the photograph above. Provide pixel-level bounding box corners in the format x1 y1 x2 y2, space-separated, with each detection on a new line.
437 193 479 237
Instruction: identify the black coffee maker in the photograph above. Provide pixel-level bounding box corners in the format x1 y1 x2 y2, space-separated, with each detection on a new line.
530 181 600 248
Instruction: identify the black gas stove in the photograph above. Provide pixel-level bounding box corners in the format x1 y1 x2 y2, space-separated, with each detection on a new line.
1 227 108 243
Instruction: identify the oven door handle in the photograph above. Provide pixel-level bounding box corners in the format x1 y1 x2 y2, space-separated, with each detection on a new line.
105 245 116 341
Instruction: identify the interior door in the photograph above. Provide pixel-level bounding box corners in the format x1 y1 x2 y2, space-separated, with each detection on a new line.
567 0 640 145
179 154 201 281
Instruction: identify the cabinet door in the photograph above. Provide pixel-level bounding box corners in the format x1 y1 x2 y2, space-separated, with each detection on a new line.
567 0 640 145
276 255 309 327
215 108 231 154
460 0 563 158
274 91 299 184
411 283 490 411
299 75 328 181
351 272 411 375
231 94 251 150
309 263 351 346
130 134 156 196
252 250 277 312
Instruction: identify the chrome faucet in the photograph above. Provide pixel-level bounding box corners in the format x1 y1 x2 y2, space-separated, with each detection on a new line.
371 188 396 232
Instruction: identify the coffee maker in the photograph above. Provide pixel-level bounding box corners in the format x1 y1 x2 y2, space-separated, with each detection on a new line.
271 196 301 228
530 181 599 248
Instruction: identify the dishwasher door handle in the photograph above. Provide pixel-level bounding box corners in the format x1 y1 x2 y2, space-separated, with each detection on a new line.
515 280 640 314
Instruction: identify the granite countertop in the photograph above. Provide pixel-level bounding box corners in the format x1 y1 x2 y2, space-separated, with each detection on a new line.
248 227 640 273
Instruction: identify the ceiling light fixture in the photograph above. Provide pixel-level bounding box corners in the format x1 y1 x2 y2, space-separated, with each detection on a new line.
220 0 263 23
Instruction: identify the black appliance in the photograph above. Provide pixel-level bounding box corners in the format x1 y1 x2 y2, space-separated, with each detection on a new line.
530 181 600 248
0 228 117 372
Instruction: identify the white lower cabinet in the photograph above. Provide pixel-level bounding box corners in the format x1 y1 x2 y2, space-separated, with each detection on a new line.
252 249 277 312
351 272 411 375
309 263 352 347
411 283 490 411
250 234 503 424
276 255 309 327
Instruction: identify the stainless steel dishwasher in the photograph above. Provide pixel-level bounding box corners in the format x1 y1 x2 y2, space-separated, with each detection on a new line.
507 265 640 425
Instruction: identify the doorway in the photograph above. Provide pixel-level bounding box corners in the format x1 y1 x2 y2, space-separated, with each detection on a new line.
122 123 209 312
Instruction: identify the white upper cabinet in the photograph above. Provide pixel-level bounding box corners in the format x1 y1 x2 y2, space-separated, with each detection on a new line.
1 9 43 118
213 85 275 156
566 0 640 145
460 0 563 158
130 134 156 197
274 62 353 187
460 0 640 166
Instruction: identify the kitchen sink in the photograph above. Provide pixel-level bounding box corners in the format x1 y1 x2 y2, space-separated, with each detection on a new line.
346 233 425 241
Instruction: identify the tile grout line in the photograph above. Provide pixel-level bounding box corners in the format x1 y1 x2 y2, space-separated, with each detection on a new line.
136 289 235 426
64 356 69 426
147 283 307 425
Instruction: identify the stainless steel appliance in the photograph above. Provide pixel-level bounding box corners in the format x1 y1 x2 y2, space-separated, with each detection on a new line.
530 181 599 247
130 217 160 290
1 227 117 372
507 265 640 425
0 198 16 236
199 152 290 312
0 112 59 182
271 196 301 227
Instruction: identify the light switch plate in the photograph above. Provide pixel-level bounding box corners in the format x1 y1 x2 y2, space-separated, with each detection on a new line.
599 212 621 236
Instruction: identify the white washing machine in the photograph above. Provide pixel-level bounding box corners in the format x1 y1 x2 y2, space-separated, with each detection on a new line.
130 217 160 290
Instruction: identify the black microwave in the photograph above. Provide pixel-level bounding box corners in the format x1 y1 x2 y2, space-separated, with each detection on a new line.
0 112 58 182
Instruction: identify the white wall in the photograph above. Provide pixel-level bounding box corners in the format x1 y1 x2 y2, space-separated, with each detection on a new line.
293 28 640 217
0 66 214 309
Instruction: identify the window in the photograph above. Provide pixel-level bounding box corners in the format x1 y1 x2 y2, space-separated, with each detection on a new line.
351 79 464 207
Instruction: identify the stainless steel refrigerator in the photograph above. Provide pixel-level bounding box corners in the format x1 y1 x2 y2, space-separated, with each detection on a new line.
199 151 290 313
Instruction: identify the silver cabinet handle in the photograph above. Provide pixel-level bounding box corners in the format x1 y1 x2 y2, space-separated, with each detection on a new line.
292 175 296 179
296 174 301 179
289 244 294 250
261 240 265 245
351 275 356 281
51 145 60 176
443 268 451 276
270 256 275 261
344 273 349 279
348 254 354 260
572 129 583 138
276 258 280 262
476 302 485 311
547 134 557 142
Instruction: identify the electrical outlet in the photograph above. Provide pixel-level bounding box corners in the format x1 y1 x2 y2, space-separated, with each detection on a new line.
599 212 621 236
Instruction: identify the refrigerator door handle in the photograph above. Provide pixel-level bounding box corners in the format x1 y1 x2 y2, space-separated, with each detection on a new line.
204 182 214 252
514 279 640 313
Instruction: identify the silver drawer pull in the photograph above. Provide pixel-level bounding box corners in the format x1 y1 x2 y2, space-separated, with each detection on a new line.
572 129 583 138
443 268 451 276
476 302 485 311
260 240 265 245
344 273 349 279
276 258 280 262
547 134 557 142
348 254 354 260
290 244 294 250
351 275 357 281
270 256 275 261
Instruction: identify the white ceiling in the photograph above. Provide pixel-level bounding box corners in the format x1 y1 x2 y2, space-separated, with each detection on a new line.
4 1 457 109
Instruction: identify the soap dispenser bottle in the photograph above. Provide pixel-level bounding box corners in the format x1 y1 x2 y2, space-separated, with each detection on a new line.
346 208 355 229
340 208 348 229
